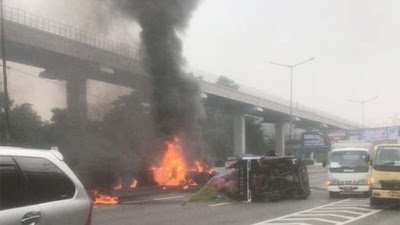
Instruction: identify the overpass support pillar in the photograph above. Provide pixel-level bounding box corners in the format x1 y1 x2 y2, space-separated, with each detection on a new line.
275 121 287 156
65 75 87 167
233 113 246 156
66 75 88 127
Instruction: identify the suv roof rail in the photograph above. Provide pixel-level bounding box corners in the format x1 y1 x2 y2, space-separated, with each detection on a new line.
50 147 64 161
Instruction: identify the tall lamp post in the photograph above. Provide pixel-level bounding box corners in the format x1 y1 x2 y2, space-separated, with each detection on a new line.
390 113 400 126
349 96 378 139
0 0 10 144
270 57 314 155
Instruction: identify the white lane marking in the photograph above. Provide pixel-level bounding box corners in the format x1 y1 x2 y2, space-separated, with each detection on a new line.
278 218 338 224
323 205 370 208
296 213 354 219
336 202 369 205
266 223 310 225
251 198 382 225
209 202 230 207
123 199 152 204
309 210 364 215
152 195 185 201
251 199 349 225
338 209 382 225
321 206 374 212
122 195 185 204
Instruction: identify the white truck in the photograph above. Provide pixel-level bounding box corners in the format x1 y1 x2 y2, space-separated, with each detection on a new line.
327 141 372 198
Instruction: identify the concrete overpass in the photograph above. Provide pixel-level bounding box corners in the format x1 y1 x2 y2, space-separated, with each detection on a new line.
0 5 359 156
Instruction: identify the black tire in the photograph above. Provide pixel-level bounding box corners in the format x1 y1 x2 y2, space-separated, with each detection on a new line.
329 191 340 198
370 197 381 208
297 163 311 199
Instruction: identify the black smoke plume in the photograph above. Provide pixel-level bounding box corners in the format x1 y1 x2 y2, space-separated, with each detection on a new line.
115 0 204 161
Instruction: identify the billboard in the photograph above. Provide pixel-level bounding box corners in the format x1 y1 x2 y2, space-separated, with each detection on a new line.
301 132 330 148
327 126 399 142
362 126 399 141
327 130 348 142
348 130 362 141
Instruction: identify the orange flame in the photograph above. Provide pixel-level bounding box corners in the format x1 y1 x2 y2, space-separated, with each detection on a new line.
92 190 118 205
152 137 212 189
192 160 212 173
153 138 187 186
113 183 122 190
130 178 138 189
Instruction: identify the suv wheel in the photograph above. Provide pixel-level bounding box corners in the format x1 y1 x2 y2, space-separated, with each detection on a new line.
329 191 340 198
370 197 381 208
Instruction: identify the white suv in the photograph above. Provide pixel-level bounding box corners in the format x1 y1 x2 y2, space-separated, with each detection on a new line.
0 147 92 225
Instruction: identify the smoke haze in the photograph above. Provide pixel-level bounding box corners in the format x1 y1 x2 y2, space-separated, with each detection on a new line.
113 0 205 162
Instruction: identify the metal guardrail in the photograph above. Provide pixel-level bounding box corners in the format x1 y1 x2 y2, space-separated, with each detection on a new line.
2 4 358 127
2 5 220 83
3 5 139 59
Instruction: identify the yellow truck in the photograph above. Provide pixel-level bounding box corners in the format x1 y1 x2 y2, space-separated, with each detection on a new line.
369 144 400 206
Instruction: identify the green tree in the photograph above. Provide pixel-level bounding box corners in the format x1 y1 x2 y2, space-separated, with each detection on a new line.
97 91 156 181
200 106 234 165
8 103 50 148
245 116 274 155
46 108 69 145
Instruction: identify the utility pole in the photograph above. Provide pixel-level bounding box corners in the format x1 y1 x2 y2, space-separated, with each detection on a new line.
390 113 400 126
0 0 10 144
349 96 378 140
270 57 315 155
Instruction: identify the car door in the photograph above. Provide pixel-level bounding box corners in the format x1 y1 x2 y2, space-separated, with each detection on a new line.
0 156 44 225
14 156 89 225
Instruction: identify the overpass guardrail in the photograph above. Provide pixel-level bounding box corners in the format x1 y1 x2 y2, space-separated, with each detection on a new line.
1 4 358 128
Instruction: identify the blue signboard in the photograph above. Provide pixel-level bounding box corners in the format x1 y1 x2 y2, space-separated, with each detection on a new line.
301 132 330 148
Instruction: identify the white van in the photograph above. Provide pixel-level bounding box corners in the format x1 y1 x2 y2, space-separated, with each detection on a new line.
327 146 371 198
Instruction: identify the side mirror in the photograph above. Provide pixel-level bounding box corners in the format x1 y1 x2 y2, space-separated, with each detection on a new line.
365 154 370 163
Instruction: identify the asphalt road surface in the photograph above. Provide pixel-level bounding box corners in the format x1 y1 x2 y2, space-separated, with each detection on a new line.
93 171 400 225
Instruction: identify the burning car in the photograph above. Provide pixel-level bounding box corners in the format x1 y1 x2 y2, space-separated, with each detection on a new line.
91 137 213 205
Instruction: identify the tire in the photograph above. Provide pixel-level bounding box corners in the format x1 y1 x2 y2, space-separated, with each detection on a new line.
297 164 311 199
370 197 381 208
329 191 340 198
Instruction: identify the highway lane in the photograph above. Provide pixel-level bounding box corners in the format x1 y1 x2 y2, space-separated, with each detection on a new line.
92 171 399 225
93 189 334 225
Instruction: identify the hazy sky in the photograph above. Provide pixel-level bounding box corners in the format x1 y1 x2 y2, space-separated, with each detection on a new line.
183 0 400 127
7 0 400 127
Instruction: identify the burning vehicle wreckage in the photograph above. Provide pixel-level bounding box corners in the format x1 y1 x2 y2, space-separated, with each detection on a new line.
91 147 311 204
207 156 311 202
90 138 215 205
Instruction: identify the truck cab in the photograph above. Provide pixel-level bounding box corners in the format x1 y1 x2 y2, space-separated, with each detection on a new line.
327 147 371 197
369 144 400 206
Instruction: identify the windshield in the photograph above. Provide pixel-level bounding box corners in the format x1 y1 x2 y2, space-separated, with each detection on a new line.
329 151 369 173
374 146 400 172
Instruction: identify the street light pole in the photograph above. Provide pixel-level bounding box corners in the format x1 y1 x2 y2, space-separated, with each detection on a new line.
349 96 378 139
270 57 315 155
362 103 365 130
289 67 293 155
390 113 399 126
0 0 10 144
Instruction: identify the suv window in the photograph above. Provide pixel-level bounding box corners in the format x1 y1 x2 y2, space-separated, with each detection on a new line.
0 156 33 210
14 156 76 203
